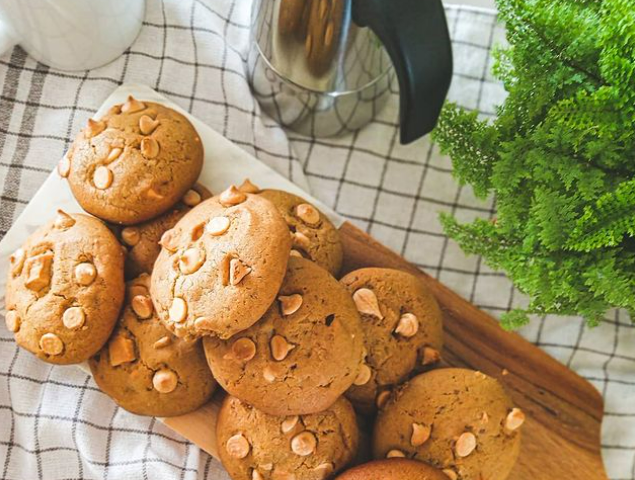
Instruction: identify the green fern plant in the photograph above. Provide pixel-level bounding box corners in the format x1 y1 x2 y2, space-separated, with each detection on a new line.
432 0 635 329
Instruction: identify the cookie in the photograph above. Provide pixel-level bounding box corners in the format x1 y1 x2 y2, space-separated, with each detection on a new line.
89 274 216 417
4 211 124 364
151 185 292 339
339 268 443 413
203 257 364 416
119 183 212 278
372 369 524 480
254 186 343 276
334 459 448 480
62 96 204 225
217 395 359 480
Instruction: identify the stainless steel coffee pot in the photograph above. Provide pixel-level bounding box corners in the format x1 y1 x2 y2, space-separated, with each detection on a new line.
247 0 453 144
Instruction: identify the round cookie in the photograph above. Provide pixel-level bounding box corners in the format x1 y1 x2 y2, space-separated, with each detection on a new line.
203 257 364 416
151 185 292 339
339 268 443 413
119 183 212 278
4 210 124 364
89 274 216 417
372 369 524 480
62 96 204 225
217 395 359 480
334 459 448 480
253 185 343 276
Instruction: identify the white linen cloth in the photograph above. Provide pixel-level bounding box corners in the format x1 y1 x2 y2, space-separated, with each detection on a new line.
0 1 631 479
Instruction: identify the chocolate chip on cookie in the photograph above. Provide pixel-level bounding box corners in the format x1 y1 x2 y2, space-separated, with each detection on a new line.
151 187 292 339
4 211 124 364
203 257 364 416
64 97 204 225
89 274 216 417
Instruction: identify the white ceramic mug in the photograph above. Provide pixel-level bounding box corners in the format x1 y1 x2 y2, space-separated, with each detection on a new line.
0 0 145 71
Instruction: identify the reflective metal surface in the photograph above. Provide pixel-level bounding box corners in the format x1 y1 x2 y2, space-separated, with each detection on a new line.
248 0 395 138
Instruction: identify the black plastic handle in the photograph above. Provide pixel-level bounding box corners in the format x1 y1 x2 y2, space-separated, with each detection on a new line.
354 0 453 144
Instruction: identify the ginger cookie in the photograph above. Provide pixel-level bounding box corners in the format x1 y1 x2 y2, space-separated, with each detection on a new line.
119 183 212 278
255 186 343 276
372 369 523 480
204 257 364 416
63 96 204 225
334 459 448 480
339 268 443 413
4 211 124 364
151 186 292 339
89 274 216 417
217 395 359 480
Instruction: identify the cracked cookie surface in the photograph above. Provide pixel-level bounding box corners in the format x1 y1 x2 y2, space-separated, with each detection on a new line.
63 97 204 225
89 274 216 417
257 189 343 276
4 211 124 364
203 257 364 416
339 268 444 413
372 369 522 480
334 458 448 480
151 188 292 339
217 395 359 480
119 183 212 278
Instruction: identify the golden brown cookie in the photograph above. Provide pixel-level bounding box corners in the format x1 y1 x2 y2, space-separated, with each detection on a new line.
372 369 524 480
339 268 443 413
217 395 359 480
62 96 204 225
89 274 216 417
203 257 364 416
151 186 292 339
4 211 124 364
334 459 448 480
255 186 343 276
119 183 212 278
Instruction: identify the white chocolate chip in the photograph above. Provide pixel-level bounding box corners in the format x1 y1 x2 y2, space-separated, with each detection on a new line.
132 295 154 319
353 363 372 386
179 248 206 274
455 432 476 457
109 335 136 366
252 470 264 480
107 147 123 163
121 95 146 113
57 154 71 178
10 248 25 276
74 262 97 286
394 313 419 338
231 338 257 362
146 187 164 200
205 216 230 236
25 253 53 291
153 368 178 393
85 119 106 138
263 366 276 383
291 431 317 456
159 229 179 252
239 178 260 193
5 310 21 333
386 449 405 458
229 258 251 285
121 227 140 246
281 415 300 434
139 115 160 135
153 336 171 349
289 249 303 258
505 408 525 432
219 185 247 207
141 137 160 158
295 203 320 225
62 306 85 330
442 469 458 480
278 294 303 316
292 231 310 251
411 423 431 447
422 347 441 366
352 288 383 319
270 335 296 361
182 189 202 207
93 166 113 189
54 210 76 229
39 333 64 356
169 297 188 323
312 463 334 479
226 433 250 459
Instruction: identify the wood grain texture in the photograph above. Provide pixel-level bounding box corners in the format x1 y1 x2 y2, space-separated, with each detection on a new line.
164 221 609 479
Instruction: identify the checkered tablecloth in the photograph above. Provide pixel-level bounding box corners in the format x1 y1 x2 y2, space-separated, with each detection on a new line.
0 1 633 479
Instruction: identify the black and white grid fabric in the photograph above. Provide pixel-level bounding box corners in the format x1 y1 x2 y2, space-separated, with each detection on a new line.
0 1 632 479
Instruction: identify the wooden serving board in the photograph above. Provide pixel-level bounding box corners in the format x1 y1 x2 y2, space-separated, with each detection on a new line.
164 221 609 480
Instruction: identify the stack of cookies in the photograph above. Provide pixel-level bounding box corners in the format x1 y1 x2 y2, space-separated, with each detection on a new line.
3 96 525 480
